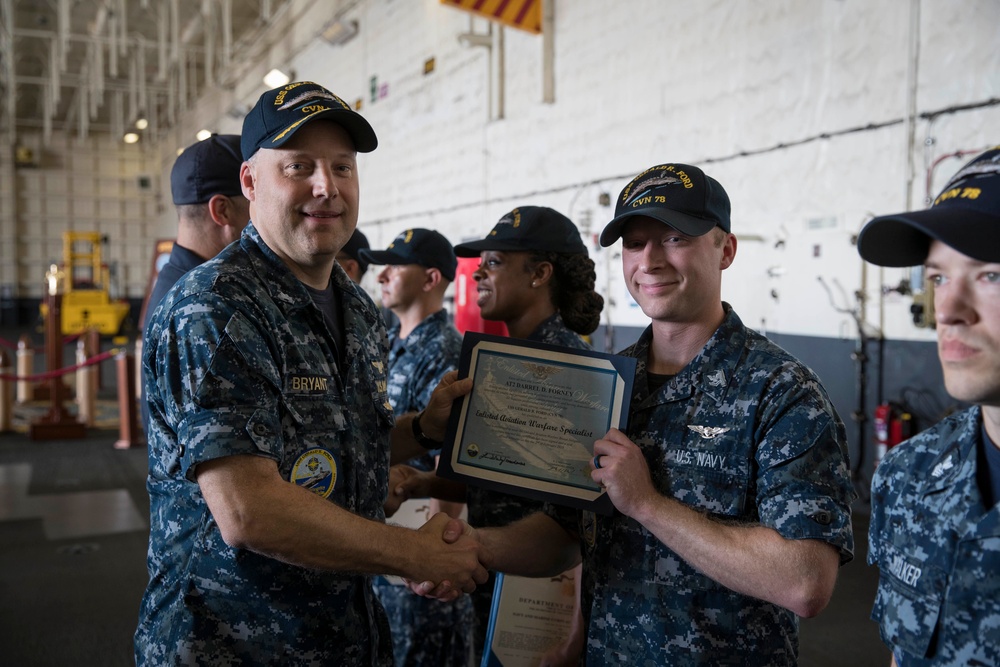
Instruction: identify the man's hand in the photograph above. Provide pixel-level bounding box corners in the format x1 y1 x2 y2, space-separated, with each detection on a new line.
421 371 473 440
391 373 474 465
591 428 658 520
384 464 426 517
405 513 489 601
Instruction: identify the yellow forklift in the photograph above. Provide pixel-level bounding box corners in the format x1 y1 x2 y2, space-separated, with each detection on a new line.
39 231 131 336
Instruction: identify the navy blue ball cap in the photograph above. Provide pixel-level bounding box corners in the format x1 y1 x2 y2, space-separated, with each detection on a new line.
454 206 587 257
360 228 458 281
171 134 244 205
340 228 371 273
241 81 377 160
599 163 731 246
858 146 1000 266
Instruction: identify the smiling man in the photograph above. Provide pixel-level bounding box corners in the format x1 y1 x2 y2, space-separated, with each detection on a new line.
431 163 857 665
858 146 1000 667
135 82 487 665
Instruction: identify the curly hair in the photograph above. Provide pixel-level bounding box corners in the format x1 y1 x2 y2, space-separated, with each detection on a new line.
525 251 604 335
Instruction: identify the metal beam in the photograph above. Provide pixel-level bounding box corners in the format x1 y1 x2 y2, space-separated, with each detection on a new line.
14 74 170 94
2 0 16 142
11 28 204 54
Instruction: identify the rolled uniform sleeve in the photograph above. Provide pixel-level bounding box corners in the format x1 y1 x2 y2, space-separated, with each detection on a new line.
754 368 855 564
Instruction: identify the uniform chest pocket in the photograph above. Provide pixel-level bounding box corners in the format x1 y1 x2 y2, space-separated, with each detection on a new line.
661 464 749 518
283 389 344 437
872 538 947 659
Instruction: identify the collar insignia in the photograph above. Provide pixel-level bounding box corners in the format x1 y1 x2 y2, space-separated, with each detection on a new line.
931 455 955 479
707 370 727 387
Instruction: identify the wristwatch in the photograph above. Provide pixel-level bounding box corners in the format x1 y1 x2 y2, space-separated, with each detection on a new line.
411 411 442 450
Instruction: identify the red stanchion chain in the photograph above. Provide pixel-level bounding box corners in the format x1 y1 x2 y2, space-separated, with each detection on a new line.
0 347 121 382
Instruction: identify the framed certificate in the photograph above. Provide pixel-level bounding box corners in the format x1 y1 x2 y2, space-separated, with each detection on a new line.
481 570 577 667
439 333 636 515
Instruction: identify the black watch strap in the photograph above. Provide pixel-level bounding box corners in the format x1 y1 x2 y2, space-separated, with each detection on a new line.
411 411 441 450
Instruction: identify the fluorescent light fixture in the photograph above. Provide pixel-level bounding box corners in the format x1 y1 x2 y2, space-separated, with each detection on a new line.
263 68 291 88
123 132 139 144
135 118 148 130
321 19 359 46
196 129 212 141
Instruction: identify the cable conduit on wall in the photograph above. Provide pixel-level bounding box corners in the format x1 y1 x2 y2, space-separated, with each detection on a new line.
363 97 1000 227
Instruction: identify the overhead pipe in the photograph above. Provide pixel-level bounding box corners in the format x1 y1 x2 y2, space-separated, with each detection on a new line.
49 38 61 107
167 63 176 125
157 0 168 81
902 0 920 213
542 0 554 103
203 0 215 85
58 0 70 70
89 46 103 119
112 90 124 140
170 0 180 67
43 86 52 143
495 23 504 120
138 38 147 112
91 1 110 108
2 0 15 140
109 13 119 78
95 38 105 100
79 0 114 126
118 0 129 57
78 85 89 139
221 0 232 68
128 57 138 120
148 83 158 135
87 46 97 118
178 49 187 114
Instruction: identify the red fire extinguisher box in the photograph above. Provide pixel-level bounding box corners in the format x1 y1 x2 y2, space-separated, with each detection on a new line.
453 257 508 337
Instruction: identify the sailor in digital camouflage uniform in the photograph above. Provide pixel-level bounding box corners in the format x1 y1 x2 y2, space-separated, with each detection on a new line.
360 228 476 666
388 208 604 662
462 164 856 666
858 146 1000 667
135 81 487 666
454 207 604 662
140 133 249 434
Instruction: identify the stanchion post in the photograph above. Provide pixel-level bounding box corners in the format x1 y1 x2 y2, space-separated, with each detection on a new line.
0 349 13 432
85 328 101 393
114 349 144 449
16 334 32 404
75 339 95 427
29 279 86 440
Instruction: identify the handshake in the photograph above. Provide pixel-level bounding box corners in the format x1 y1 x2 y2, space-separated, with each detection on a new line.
403 512 493 602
